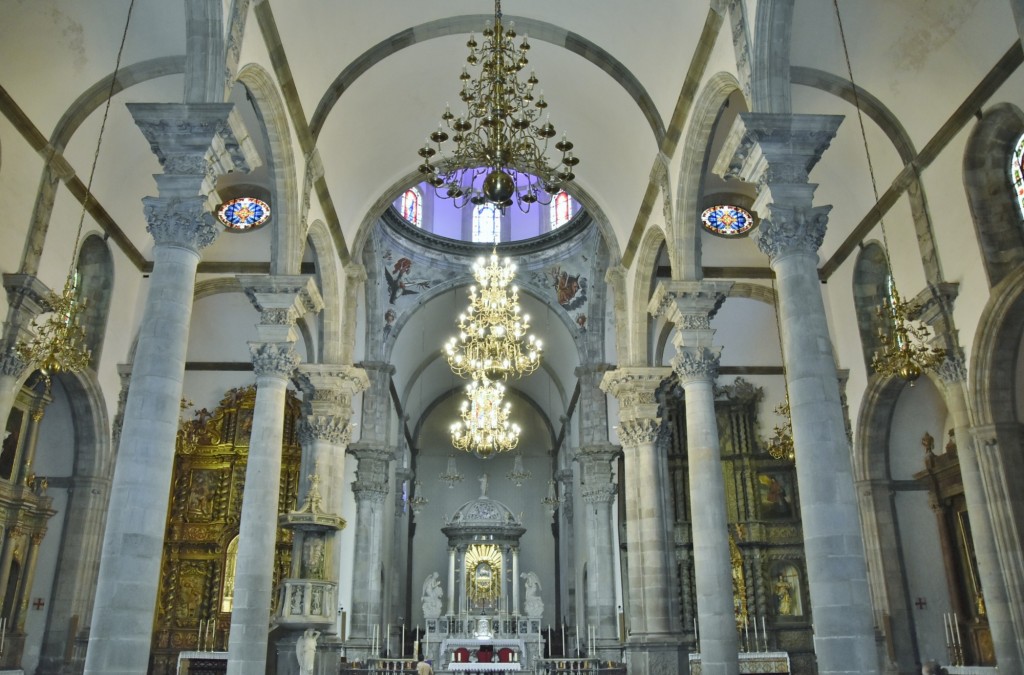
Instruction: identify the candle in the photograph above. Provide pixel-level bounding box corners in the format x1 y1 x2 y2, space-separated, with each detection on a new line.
207 620 214 651
386 623 391 656
198 619 204 650
413 640 419 660
943 614 951 646
576 623 580 656
694 618 699 653
1 617 7 654
762 616 768 652
562 624 566 657
752 617 758 652
744 618 750 651
953 613 961 647
402 625 406 657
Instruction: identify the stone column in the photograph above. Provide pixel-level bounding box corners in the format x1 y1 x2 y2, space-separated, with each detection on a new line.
651 280 738 675
555 466 576 622
84 102 256 675
716 113 878 675
577 443 619 657
511 547 520 615
226 276 323 675
15 532 44 630
17 404 45 486
601 367 684 675
447 547 457 616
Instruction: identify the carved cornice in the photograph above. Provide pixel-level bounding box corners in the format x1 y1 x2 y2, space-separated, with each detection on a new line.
648 280 732 326
617 418 661 447
238 275 325 319
672 346 722 385
600 367 669 421
249 342 300 379
143 196 219 252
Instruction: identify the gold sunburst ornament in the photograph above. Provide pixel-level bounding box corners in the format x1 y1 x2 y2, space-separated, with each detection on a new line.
465 543 503 608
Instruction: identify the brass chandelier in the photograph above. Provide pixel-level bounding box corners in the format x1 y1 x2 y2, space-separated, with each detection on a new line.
417 0 578 211
450 378 521 459
444 251 542 380
833 0 945 383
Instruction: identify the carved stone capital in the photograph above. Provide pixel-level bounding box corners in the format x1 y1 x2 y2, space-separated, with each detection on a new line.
600 367 669 422
238 275 324 342
581 484 617 505
143 196 219 252
617 418 661 448
249 342 300 379
935 353 968 385
298 415 352 447
754 206 831 259
648 280 732 325
351 482 389 504
128 102 258 176
672 346 722 385
295 364 370 418
2 274 53 347
0 350 30 380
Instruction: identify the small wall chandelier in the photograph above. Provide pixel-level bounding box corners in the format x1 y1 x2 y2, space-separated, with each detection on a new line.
833 0 945 383
541 479 561 514
409 480 429 516
505 452 532 486
15 0 138 385
439 454 466 488
444 252 542 380
450 379 521 459
416 0 578 211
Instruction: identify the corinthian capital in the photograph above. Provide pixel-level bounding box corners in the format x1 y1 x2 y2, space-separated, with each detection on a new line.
249 342 300 379
600 367 669 422
617 418 661 448
143 196 219 252
672 346 721 385
298 415 352 447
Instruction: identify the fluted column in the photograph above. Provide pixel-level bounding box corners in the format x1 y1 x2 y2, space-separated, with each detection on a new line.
651 280 738 675
226 275 323 675
716 113 878 675
85 102 256 675
577 443 619 657
601 367 684 675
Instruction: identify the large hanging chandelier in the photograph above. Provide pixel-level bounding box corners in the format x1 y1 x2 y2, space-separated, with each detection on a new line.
416 0 578 212
450 379 521 459
833 0 945 383
444 251 542 380
16 0 139 385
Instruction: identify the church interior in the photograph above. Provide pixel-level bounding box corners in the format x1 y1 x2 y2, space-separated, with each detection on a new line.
1 2 1023 674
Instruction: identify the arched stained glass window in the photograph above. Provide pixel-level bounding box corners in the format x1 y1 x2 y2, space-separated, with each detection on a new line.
550 191 573 229
401 187 423 227
1012 133 1024 220
472 204 501 243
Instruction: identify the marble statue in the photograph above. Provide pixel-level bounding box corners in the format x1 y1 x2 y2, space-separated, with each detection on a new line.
296 628 320 675
421 571 443 619
521 571 544 618
479 472 489 498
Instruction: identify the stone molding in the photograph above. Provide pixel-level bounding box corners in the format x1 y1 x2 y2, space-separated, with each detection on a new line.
581 484 617 504
249 342 300 379
648 280 732 326
143 196 219 252
351 482 389 504
238 275 325 319
671 346 722 385
294 364 370 419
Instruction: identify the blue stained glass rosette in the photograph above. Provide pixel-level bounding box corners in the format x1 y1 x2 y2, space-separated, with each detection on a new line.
701 205 754 237
217 197 271 231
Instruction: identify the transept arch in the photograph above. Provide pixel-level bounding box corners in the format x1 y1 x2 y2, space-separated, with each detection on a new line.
75 234 114 368
963 103 1024 288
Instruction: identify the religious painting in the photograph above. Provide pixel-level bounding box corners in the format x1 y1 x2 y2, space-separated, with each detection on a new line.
771 563 803 618
757 471 796 519
0 408 24 481
186 469 220 522
382 254 432 305
176 561 212 623
538 265 588 311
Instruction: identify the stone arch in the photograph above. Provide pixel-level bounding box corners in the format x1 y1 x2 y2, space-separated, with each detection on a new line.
309 15 665 145
751 0 793 113
75 234 114 368
630 225 668 367
236 63 302 276
963 103 1024 287
852 241 890 372
305 219 343 364
674 72 745 278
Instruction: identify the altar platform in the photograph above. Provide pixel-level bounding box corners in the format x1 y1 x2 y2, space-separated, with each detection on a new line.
688 651 790 674
176 650 227 674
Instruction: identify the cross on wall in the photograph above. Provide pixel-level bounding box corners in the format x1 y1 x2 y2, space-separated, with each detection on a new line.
32 598 44 610
915 597 927 610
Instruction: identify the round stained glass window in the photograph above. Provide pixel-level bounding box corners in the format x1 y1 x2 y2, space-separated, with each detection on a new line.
701 205 754 237
217 197 271 231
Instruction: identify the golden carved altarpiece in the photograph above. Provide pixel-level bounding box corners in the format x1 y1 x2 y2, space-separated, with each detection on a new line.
149 386 302 674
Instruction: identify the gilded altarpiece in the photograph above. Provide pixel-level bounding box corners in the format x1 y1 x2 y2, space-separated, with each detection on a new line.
149 386 303 674
663 378 815 673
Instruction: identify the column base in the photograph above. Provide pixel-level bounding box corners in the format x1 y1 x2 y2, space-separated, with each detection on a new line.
625 638 687 675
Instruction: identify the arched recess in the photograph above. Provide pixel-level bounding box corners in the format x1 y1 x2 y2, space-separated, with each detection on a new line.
305 219 343 364
853 374 928 672
236 63 302 276
75 234 114 368
963 103 1024 288
629 225 668 367
36 368 112 674
674 72 745 278
852 241 890 372
969 264 1024 649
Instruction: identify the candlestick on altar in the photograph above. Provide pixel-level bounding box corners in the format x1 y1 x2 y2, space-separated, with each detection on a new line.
752 616 758 652
198 619 204 651
762 616 768 652
1 617 7 654
207 619 214 651
694 618 699 653
743 618 750 652
402 624 406 657
562 624 566 657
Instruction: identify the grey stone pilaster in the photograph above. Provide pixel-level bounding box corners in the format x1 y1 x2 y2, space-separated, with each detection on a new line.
346 443 394 658
601 367 684 675
226 276 323 675
0 274 52 429
577 443 620 657
716 113 879 675
651 280 738 675
84 103 256 675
